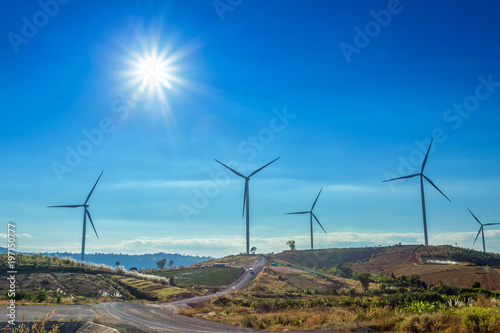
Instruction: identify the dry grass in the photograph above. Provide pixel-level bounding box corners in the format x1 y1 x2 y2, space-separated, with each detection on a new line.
180 294 500 332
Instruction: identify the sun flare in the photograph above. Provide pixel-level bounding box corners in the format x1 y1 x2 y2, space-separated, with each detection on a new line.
123 43 181 106
135 54 172 89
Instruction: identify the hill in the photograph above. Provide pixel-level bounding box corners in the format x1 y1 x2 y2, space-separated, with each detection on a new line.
0 247 211 270
189 253 259 267
0 253 200 303
275 245 500 289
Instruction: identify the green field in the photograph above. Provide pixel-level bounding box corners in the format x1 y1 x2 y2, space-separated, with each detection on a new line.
110 275 194 301
150 267 243 286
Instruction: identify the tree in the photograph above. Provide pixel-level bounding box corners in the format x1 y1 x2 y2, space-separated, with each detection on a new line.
472 281 481 289
168 260 174 269
250 247 257 255
330 264 353 279
358 272 371 292
286 240 296 251
157 258 167 269
129 267 138 271
115 261 120 267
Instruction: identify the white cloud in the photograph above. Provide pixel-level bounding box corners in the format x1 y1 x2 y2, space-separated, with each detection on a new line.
14 230 500 258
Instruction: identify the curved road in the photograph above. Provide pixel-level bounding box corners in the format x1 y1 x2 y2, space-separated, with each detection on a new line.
1 256 266 333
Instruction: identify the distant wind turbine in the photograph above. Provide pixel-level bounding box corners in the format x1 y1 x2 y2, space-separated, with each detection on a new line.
467 207 500 253
215 157 280 255
382 138 451 246
48 171 103 262
285 188 327 250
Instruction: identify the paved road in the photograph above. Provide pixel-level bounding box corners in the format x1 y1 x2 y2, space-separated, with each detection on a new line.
1 256 266 333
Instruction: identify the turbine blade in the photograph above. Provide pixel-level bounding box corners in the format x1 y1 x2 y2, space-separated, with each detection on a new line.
467 207 482 226
473 227 482 246
248 157 280 177
85 209 99 239
285 212 310 215
242 180 248 218
214 159 245 178
382 174 419 182
312 213 327 234
47 205 82 208
421 138 434 173
422 175 451 202
483 223 500 226
85 171 103 205
311 188 323 211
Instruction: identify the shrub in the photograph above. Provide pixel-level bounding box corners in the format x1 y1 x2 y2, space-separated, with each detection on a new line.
36 290 48 303
73 296 87 303
398 314 439 333
403 301 437 314
15 289 34 301
462 307 500 333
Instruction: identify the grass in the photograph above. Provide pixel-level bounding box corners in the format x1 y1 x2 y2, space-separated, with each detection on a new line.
110 275 194 301
149 267 244 286
193 254 259 267
178 261 500 332
181 293 500 332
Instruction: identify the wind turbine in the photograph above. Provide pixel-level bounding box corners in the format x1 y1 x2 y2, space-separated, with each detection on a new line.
48 171 103 262
382 138 451 246
215 157 280 255
285 188 327 250
467 207 500 253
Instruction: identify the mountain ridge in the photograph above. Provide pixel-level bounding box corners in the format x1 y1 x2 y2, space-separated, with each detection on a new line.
0 247 211 270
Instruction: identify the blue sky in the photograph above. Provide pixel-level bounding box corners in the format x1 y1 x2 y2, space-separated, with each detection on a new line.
1 0 500 257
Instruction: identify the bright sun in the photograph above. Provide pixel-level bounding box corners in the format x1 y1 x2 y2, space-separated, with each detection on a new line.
135 55 172 89
123 44 180 106
122 36 201 110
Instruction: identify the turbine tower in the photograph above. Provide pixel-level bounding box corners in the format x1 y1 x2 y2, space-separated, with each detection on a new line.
285 188 327 250
382 138 451 246
215 157 280 255
468 207 500 253
48 171 103 261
